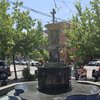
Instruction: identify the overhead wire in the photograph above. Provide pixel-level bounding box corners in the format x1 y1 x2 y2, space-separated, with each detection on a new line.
54 0 59 11
53 0 76 19
7 0 66 21
62 0 72 12
61 0 75 14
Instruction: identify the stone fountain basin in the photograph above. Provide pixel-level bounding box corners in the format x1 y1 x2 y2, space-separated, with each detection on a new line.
7 80 100 100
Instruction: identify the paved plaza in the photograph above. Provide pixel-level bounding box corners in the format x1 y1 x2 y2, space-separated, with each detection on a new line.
0 79 100 100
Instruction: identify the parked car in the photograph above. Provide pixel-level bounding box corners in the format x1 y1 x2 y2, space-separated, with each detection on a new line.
88 59 100 66
21 60 27 65
30 60 40 66
14 59 21 65
95 61 100 66
0 60 11 78
88 61 97 66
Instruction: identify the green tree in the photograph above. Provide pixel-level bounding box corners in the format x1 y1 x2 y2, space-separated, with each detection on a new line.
34 21 49 60
12 1 49 62
0 0 14 60
11 0 35 58
0 0 47 79
66 0 100 62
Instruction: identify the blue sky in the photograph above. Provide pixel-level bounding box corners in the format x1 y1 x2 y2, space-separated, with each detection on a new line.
8 0 92 27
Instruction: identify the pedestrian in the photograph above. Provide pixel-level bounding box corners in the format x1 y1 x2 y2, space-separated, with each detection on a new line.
78 64 87 80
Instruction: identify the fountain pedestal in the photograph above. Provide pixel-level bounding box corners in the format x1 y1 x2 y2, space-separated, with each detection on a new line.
38 23 71 94
38 63 71 94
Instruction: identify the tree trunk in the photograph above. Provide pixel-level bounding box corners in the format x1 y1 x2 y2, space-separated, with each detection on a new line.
13 54 17 80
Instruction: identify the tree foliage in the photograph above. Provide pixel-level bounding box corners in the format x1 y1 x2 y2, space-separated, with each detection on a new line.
66 0 100 61
0 0 47 61
0 0 13 60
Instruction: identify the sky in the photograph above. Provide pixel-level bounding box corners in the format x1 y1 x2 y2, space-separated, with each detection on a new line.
8 0 92 28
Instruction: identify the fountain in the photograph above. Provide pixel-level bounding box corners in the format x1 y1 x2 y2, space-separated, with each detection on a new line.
37 9 71 94
6 9 100 100
38 24 71 94
7 81 100 100
6 23 100 99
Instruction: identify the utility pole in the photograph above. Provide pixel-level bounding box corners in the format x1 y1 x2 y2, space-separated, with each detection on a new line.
50 9 56 23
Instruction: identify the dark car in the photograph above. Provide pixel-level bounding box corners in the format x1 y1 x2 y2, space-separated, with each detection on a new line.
0 60 11 78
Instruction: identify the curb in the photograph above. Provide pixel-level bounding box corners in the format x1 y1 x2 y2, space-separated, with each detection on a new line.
0 83 21 96
0 81 35 96
77 80 100 87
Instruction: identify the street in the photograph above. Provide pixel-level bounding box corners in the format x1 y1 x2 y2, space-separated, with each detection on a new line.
8 64 37 80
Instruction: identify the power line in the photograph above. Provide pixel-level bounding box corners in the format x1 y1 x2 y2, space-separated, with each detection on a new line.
53 0 59 11
62 0 75 13
8 0 66 21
